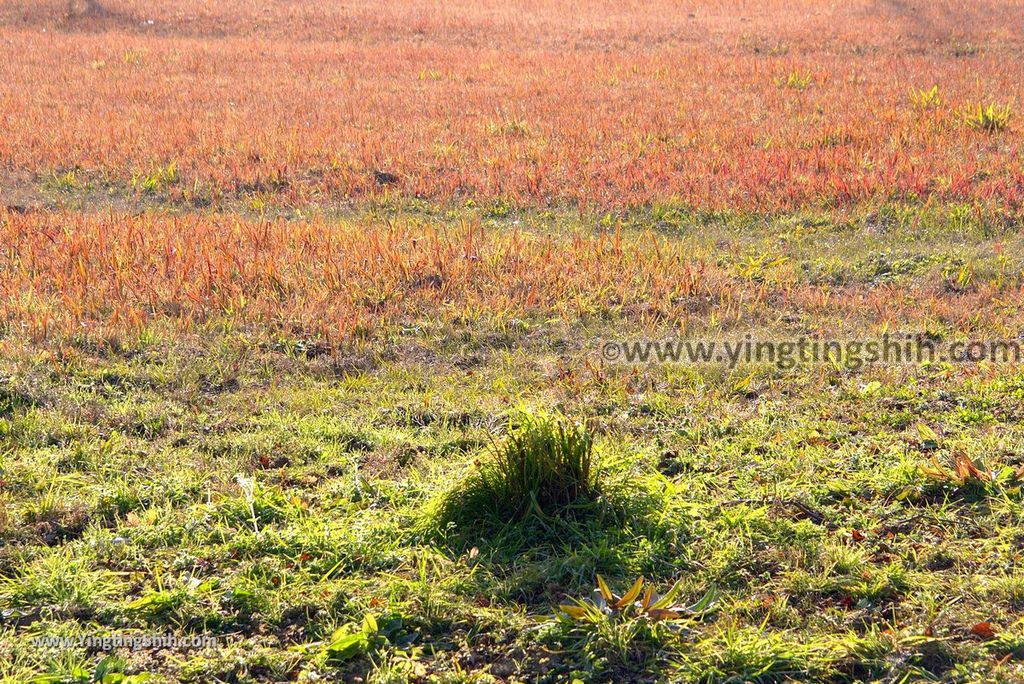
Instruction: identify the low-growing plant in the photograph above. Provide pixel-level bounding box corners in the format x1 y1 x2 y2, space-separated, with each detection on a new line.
558 575 718 624
781 70 813 90
922 451 1024 487
323 613 383 663
133 162 179 194
487 116 531 138
963 103 1012 132
91 655 153 684
548 576 718 675
47 170 79 193
433 410 600 534
303 613 417 665
122 48 145 65
910 85 942 110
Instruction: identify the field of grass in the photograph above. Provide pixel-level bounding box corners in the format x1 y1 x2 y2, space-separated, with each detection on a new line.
2 1 1024 683
2 0 1024 210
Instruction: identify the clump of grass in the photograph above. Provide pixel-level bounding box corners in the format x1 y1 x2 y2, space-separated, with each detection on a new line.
487 116 531 138
0 382 34 417
122 48 145 66
46 170 79 193
435 411 600 532
781 69 813 90
963 103 1012 132
132 162 179 194
909 85 941 110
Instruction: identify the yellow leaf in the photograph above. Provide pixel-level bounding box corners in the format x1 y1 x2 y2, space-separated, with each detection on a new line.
362 613 377 634
596 574 614 603
613 577 645 610
916 423 939 443
733 370 756 393
640 586 655 611
558 604 589 619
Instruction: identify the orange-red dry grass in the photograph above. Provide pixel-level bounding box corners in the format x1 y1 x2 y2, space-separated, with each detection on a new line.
0 210 730 341
1 0 1023 210
3 209 1022 342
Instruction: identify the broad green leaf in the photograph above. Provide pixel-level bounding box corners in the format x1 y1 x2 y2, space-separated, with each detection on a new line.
860 381 881 396
685 585 718 614
917 423 939 443
362 613 378 634
325 631 368 661
650 579 683 610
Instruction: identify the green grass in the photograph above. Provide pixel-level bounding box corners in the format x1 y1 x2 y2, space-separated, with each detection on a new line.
2 203 1024 682
433 411 600 533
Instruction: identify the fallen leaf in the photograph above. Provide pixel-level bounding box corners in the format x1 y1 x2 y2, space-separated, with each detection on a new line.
970 621 996 640
953 453 989 482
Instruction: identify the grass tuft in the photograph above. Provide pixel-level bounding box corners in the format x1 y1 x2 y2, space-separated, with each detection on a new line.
963 102 1012 132
434 410 600 534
